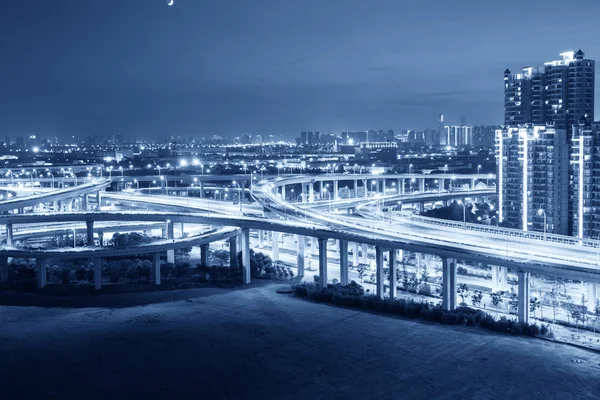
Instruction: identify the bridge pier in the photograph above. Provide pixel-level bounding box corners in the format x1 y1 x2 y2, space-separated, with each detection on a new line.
442 257 457 311
271 231 279 261
229 236 238 268
296 235 305 277
165 220 175 264
389 249 397 299
318 237 328 286
82 194 89 211
333 181 339 200
37 259 46 289
301 183 307 203
96 191 101 210
240 228 251 284
199 181 204 198
339 239 348 285
154 252 161 285
86 220 94 246
200 244 210 267
362 180 367 198
6 223 13 246
353 180 358 197
361 243 368 264
352 242 359 266
375 246 384 299
309 182 314 202
93 258 101 290
517 272 530 324
419 179 425 192
587 283 598 311
0 257 7 283
281 185 286 200
258 229 265 248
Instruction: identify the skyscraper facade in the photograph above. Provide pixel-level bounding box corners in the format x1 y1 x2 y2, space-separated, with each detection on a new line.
570 119 600 239
496 124 570 235
504 50 595 133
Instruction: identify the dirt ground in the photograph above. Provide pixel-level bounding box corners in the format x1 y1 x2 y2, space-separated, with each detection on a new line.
1 284 599 400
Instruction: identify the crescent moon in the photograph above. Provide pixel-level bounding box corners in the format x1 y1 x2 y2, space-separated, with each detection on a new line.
167 0 174 6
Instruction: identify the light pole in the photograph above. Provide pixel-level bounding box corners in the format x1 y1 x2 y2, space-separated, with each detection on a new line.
134 179 139 190
458 200 466 229
444 164 448 174
371 180 376 197
477 164 482 174
232 181 243 214
409 163 413 174
47 172 54 188
538 209 547 241
160 176 168 196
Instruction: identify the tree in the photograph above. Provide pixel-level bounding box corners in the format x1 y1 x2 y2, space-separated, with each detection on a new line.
457 283 470 307
579 294 588 327
211 249 230 267
530 297 541 319
548 287 560 324
490 291 503 308
357 266 366 284
471 290 483 307
401 263 410 289
508 287 518 314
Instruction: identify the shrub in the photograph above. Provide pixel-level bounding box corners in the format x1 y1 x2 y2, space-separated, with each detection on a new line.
456 266 468 276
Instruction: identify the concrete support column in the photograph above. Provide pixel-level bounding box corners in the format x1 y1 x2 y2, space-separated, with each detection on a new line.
352 242 359 266
587 283 598 311
517 272 530 324
419 178 425 192
180 222 184 238
6 223 13 246
339 240 348 285
86 220 94 246
318 237 328 286
240 228 251 284
296 235 305 277
440 179 446 192
362 180 368 198
93 258 101 290
154 252 161 285
389 249 397 299
271 231 280 261
66 200 73 212
83 195 89 211
281 185 286 200
37 259 46 289
378 180 384 195
309 182 314 202
375 246 385 299
229 236 238 268
165 220 174 263
199 181 205 198
353 180 358 197
200 244 210 267
401 179 405 194
0 257 7 283
499 267 508 291
333 181 339 200
53 201 59 212
258 229 265 248
301 183 307 203
442 257 457 311
361 243 368 264
490 265 499 292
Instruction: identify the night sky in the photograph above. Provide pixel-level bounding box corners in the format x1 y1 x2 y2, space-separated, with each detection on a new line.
1 0 600 140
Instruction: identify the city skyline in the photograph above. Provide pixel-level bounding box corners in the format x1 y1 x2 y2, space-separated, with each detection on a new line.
2 0 600 139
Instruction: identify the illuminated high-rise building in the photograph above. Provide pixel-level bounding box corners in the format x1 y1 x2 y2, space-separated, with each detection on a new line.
504 50 595 134
495 124 570 235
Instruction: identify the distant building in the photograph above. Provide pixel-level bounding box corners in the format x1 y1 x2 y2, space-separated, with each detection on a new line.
496 124 570 234
443 126 473 146
472 125 499 148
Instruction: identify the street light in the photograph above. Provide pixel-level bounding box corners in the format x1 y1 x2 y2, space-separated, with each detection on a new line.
409 164 413 174
47 172 54 188
232 181 243 214
458 200 466 229
160 176 168 196
477 165 482 174
538 209 547 241
134 179 139 190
